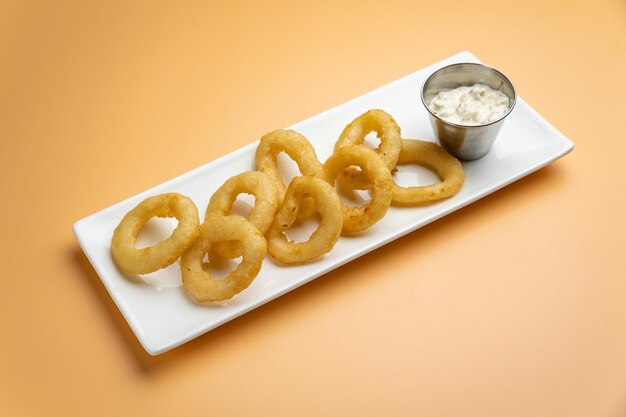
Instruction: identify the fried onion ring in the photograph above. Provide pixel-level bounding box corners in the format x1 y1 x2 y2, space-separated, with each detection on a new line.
205 171 279 259
111 193 200 275
255 129 324 220
391 139 465 206
334 109 401 190
324 145 392 233
181 215 267 302
267 176 342 264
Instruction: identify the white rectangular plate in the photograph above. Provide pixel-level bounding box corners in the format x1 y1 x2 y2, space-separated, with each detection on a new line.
73 51 573 355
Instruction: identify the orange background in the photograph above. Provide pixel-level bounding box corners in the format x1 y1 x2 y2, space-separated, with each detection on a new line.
1 0 625 416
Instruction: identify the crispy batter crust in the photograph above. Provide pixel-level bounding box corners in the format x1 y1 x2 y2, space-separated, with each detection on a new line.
181 215 267 302
334 109 401 190
391 139 465 206
324 146 393 233
256 129 324 220
111 193 200 275
267 176 342 264
205 171 279 258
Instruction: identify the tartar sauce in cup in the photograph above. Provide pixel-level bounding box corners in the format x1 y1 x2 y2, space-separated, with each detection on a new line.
428 84 510 126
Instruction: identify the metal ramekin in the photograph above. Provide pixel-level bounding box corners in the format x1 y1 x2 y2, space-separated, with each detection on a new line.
421 62 517 161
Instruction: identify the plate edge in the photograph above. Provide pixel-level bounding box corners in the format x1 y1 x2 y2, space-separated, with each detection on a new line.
72 50 578 355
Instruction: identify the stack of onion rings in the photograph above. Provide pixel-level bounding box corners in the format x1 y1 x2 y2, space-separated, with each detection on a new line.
110 109 465 303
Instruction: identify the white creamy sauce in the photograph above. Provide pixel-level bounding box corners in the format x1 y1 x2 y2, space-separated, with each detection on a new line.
428 83 510 126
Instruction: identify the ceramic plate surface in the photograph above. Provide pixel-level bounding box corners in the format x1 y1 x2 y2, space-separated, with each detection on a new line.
73 51 573 355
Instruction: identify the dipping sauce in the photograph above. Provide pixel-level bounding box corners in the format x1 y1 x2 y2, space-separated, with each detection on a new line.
428 84 510 126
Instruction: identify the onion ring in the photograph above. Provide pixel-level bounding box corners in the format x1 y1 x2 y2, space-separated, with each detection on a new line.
111 193 200 275
181 215 267 302
324 145 393 233
391 139 465 206
267 176 342 264
255 129 324 220
205 171 279 258
334 109 401 190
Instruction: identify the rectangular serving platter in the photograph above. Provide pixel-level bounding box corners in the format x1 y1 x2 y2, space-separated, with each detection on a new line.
73 51 574 355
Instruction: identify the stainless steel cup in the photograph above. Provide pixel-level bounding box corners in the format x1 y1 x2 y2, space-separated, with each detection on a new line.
421 63 517 161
